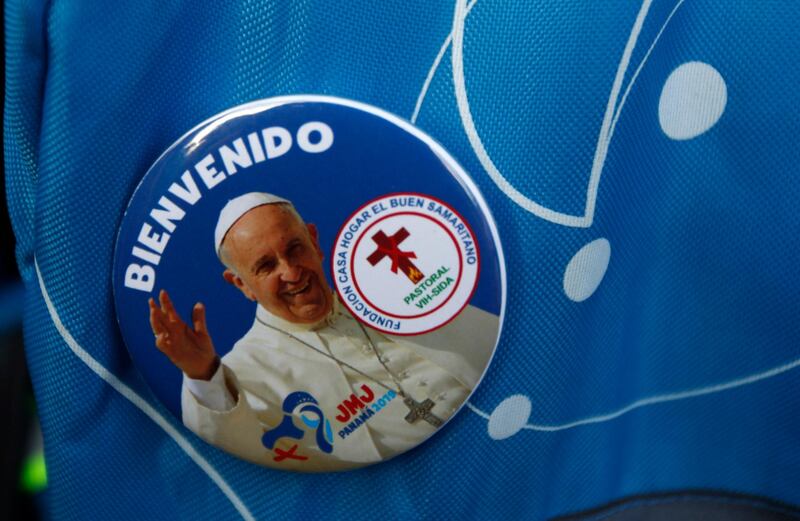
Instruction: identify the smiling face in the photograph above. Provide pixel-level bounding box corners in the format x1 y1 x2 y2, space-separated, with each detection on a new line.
220 204 333 324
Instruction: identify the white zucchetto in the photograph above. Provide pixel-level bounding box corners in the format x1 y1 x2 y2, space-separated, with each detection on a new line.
214 192 290 257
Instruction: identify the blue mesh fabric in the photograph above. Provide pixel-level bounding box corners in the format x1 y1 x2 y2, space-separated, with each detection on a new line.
5 0 800 519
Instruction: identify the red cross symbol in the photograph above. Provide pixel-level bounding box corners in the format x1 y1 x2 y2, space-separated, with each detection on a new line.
367 228 425 284
273 444 308 462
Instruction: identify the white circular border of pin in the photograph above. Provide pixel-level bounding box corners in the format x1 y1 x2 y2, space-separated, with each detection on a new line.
116 94 507 459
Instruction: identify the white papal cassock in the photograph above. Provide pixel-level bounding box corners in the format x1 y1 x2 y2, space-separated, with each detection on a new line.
181 299 498 471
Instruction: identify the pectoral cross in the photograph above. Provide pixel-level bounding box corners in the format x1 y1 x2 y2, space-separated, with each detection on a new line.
404 397 444 427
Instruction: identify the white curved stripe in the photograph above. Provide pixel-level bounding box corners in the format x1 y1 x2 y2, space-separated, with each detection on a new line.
450 0 653 227
450 0 589 227
466 401 490 419
34 260 255 521
410 0 477 124
468 355 800 433
582 0 653 228
608 0 687 142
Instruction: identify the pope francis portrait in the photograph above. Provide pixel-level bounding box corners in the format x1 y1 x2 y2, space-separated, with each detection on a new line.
149 192 499 471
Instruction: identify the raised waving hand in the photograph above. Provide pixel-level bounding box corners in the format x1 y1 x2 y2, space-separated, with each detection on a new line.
149 289 219 380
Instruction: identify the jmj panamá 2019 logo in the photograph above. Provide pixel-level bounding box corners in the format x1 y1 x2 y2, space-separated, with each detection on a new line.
333 193 480 335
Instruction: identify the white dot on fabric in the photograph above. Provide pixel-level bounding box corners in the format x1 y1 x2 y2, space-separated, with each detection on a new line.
563 238 611 302
658 61 727 140
488 395 532 440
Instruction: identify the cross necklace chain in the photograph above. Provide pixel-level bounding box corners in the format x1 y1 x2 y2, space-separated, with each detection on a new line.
255 315 444 428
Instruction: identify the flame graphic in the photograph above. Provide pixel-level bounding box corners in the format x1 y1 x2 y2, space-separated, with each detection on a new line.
407 267 425 284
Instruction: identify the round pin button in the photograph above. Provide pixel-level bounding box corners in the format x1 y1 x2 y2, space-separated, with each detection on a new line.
112 96 505 471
